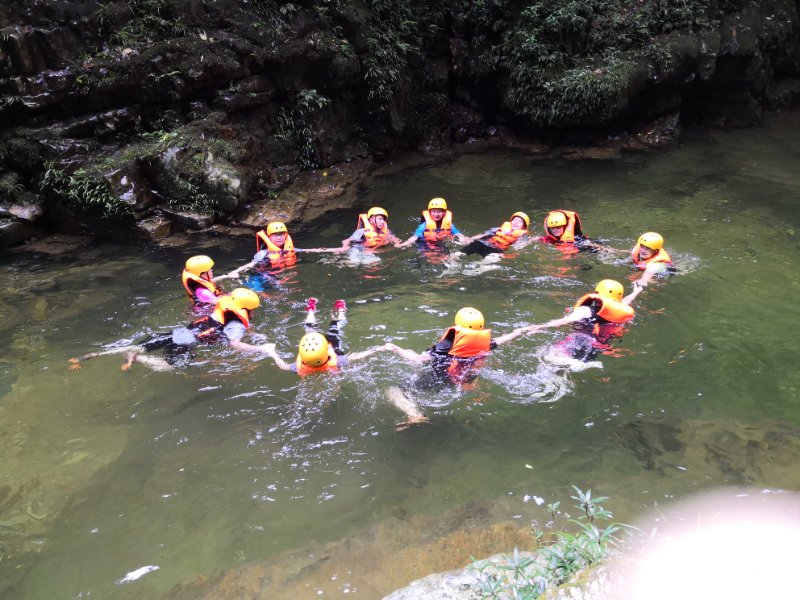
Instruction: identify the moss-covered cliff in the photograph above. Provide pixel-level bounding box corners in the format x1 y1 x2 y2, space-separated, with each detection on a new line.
1 0 799 245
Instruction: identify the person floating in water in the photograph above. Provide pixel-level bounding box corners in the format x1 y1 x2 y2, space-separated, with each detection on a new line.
522 278 643 365
216 221 335 284
382 307 533 429
181 254 223 310
631 231 674 288
458 211 531 258
397 197 471 251
260 297 391 376
540 210 605 255
339 206 402 252
69 288 270 372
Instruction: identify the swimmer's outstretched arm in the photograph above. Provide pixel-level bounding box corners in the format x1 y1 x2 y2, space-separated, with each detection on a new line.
215 260 257 281
623 283 644 304
632 262 667 288
523 306 595 334
396 235 418 249
494 325 536 346
463 228 496 243
228 339 279 357
253 342 294 370
382 342 432 364
297 247 342 253
347 344 396 362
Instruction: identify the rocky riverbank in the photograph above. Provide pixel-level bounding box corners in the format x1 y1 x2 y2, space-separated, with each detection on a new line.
2 0 799 247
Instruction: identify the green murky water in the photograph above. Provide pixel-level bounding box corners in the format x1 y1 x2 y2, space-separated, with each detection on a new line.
2 109 799 599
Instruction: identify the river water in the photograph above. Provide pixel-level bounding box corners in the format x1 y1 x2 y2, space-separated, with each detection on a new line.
1 109 799 599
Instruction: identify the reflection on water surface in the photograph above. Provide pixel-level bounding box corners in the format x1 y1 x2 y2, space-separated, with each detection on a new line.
1 109 799 598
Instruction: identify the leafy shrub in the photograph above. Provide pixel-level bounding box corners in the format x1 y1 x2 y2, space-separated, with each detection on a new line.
40 163 131 217
471 486 625 599
275 89 332 168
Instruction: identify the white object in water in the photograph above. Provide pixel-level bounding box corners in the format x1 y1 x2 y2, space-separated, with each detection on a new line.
116 565 160 584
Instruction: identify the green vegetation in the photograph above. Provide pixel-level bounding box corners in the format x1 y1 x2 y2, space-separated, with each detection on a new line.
471 486 624 599
363 0 441 109
275 89 332 168
495 0 714 127
40 163 132 217
98 0 191 47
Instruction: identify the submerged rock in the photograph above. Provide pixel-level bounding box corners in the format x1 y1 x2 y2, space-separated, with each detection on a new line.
612 416 800 486
165 500 534 600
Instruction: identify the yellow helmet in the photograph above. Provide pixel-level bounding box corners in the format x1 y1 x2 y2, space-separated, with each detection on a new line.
454 307 484 330
511 211 530 228
230 288 260 311
266 221 288 236
637 232 664 251
595 279 624 302
185 255 214 276
367 206 388 219
427 197 448 211
546 211 568 228
298 332 330 366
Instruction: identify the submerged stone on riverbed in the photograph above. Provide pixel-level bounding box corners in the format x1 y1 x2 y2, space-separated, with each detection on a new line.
612 416 800 486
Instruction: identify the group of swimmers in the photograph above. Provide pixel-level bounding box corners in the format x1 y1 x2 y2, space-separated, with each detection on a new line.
70 197 674 429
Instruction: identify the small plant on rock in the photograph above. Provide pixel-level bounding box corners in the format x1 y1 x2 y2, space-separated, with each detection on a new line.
471 485 625 599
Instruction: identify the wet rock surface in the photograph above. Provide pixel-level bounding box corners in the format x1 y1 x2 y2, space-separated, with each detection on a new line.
164 500 535 600
0 1 798 246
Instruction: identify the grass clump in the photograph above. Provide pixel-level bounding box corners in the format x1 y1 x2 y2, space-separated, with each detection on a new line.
471 486 625 599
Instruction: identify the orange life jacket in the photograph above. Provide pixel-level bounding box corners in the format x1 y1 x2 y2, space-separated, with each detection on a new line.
439 326 493 358
294 345 339 377
487 222 528 250
574 293 634 324
357 214 391 249
543 210 584 254
192 295 250 342
181 270 222 300
421 210 453 244
434 326 492 389
255 231 297 269
631 244 672 270
573 293 634 342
